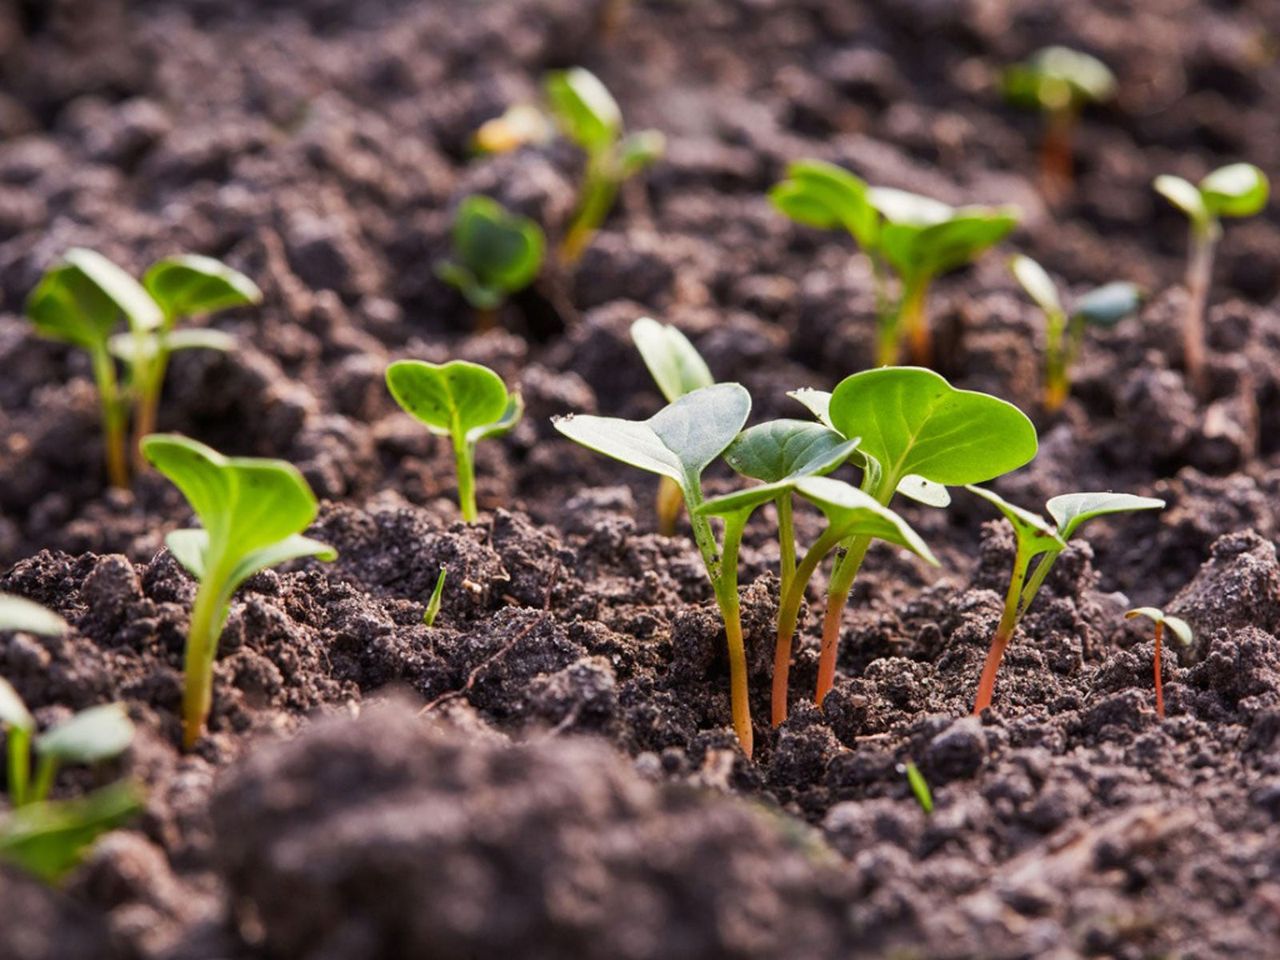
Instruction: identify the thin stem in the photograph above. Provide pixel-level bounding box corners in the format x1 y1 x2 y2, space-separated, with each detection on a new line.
132 342 169 471
1042 309 1069 412
972 539 1032 714
183 573 225 750
1154 621 1165 720
1018 546 1062 614
775 494 796 599
30 754 57 804
899 276 932 368
1183 221 1218 393
713 511 753 758
453 429 478 523
814 535 870 707
1039 107 1077 205
656 475 683 537
474 306 499 332
560 152 620 266
773 527 844 726
7 727 31 807
91 343 129 489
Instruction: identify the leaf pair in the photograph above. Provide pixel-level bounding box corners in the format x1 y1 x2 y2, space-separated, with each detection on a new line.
1002 46 1116 113
436 196 546 315
1155 163 1270 232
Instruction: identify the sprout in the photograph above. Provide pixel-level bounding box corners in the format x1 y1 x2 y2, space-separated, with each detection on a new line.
902 760 933 814
0 780 143 884
1125 607 1192 720
544 67 664 264
1003 46 1116 201
966 488 1165 714
435 196 546 330
141 434 337 748
1009 255 1141 411
554 384 757 755
385 360 523 523
0 594 67 637
424 566 447 627
1154 163 1269 389
630 317 715 536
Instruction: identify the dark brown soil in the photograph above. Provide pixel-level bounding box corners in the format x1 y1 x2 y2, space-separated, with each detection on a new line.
3 0 1280 957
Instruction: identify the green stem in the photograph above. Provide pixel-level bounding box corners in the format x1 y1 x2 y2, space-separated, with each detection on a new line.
560 152 620 266
7 727 31 807
773 526 844 726
1018 546 1063 614
775 494 796 599
1183 221 1218 392
183 573 226 750
91 343 129 489
453 428 478 523
1043 309 1069 411
712 511 753 758
972 538 1034 714
132 341 170 470
900 275 933 367
30 753 57 804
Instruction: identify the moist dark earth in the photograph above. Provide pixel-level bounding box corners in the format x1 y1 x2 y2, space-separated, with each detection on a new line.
3 0 1280 957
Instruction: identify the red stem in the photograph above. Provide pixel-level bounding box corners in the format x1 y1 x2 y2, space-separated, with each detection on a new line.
1154 621 1165 720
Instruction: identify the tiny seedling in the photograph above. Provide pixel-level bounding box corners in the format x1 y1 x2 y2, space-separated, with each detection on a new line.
142 434 337 749
544 67 664 264
1003 47 1116 201
0 780 143 884
385 360 523 523
435 195 546 330
966 487 1164 714
424 566 447 627
901 760 933 814
1154 163 1269 388
1125 607 1192 720
554 384 757 755
630 317 715 536
1009 254 1141 411
786 368 1037 716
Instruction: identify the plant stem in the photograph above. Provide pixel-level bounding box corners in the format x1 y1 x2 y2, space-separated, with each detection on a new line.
899 276 932 368
972 538 1033 714
30 754 57 804
91 343 129 489
775 494 796 598
474 306 499 332
1040 107 1077 205
1042 309 1069 412
713 512 753 758
814 535 870 707
1183 221 1218 393
1154 621 1165 720
656 475 683 536
560 153 619 266
453 429 478 523
132 343 170 471
183 574 225 750
7 728 30 807
773 527 843 726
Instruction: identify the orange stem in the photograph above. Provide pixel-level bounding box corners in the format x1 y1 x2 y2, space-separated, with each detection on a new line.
1154 621 1165 720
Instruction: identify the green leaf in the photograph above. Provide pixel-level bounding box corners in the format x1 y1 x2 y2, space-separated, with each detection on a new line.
424 566 447 627
1045 492 1165 540
225 535 337 596
723 419 859 484
965 485 1066 559
770 160 879 251
62 249 162 335
386 360 513 439
1003 46 1115 110
142 255 261 326
108 328 235 364
0 595 66 637
26 264 124 350
827 367 1038 489
869 187 954 227
553 383 750 493
792 477 938 565
36 704 133 764
165 529 208 579
1200 163 1269 219
884 208 1019 280
0 781 143 883
441 196 545 308
467 391 524 446
0 677 33 733
619 130 665 179
1154 175 1209 225
1072 282 1142 327
1009 254 1062 317
630 317 714 403
544 67 621 153
1125 607 1194 647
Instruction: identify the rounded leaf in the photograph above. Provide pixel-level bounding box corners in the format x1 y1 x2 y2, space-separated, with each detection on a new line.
966 485 1065 559
771 160 879 250
724 419 858 484
1005 47 1115 109
448 195 545 302
1125 607 1194 647
1009 254 1062 317
909 208 1020 278
386 360 512 439
26 264 125 350
1199 163 1269 219
793 477 938 566
1153 175 1208 225
630 317 714 403
1046 492 1165 540
36 703 134 764
544 67 621 152
1072 282 1141 328
143 255 261 324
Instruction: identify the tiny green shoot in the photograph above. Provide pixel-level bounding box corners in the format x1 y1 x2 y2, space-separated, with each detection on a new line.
1154 163 1269 389
1125 607 1192 720
0 780 143 884
902 760 933 814
1009 254 1141 411
424 566 447 627
544 67 664 264
385 360 523 523
966 487 1165 714
435 195 546 331
141 434 337 749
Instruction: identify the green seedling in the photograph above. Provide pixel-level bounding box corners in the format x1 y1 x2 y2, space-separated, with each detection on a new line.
385 360 523 523
26 248 163 488
901 760 933 814
435 195 546 330
1125 607 1192 720
1003 47 1116 201
0 594 67 637
630 317 716 536
554 384 757 755
141 434 336 749
1009 255 1141 411
544 67 664 264
785 368 1037 714
0 780 143 884
1154 163 1269 389
966 487 1164 714
424 566 447 627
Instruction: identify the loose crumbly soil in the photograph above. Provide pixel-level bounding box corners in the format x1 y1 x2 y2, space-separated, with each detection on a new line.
3 0 1280 957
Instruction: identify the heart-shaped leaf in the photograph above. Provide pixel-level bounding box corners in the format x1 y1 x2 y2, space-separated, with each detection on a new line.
1009 255 1062 317
143 255 261 325
771 160 879 251
1200 162 1269 219
438 196 544 308
386 360 513 439
36 704 134 764
966 485 1066 559
545 67 621 152
0 594 66 637
1046 492 1165 540
793 477 938 565
1003 46 1115 110
631 317 714 403
0 677 33 732
1125 607 1193 646
1073 282 1142 327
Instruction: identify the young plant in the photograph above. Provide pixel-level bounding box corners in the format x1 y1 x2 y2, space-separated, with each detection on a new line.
1003 47 1116 201
0 780 143 884
902 760 933 814
1154 163 1269 388
544 67 664 264
435 195 546 330
966 487 1165 714
1125 607 1192 720
385 360 523 523
554 384 757 755
25 248 163 488
141 434 337 749
630 317 716 536
1009 254 1142 411
424 566 447 627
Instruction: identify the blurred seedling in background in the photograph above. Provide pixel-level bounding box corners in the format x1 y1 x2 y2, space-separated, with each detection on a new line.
1154 163 1269 390
966 488 1164 715
901 760 933 814
544 67 664 264
142 435 337 749
1009 254 1141 411
1125 607 1192 720
386 360 523 522
436 196 546 331
1003 46 1116 203
555 384 758 755
630 317 715 535
472 103 554 155
423 567 447 627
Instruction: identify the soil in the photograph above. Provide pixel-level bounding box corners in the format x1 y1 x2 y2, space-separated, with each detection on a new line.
3 0 1280 957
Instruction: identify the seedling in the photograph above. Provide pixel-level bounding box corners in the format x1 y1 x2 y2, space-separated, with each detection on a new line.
544 67 664 264
1003 46 1115 201
554 384 757 754
424 566 447 627
901 760 933 814
0 780 143 884
141 434 337 748
435 195 546 330
0 594 67 637
966 487 1164 714
1125 607 1192 720
1154 163 1269 388
1009 255 1141 411
630 317 715 535
385 360 523 522
26 248 162 488
787 368 1037 716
